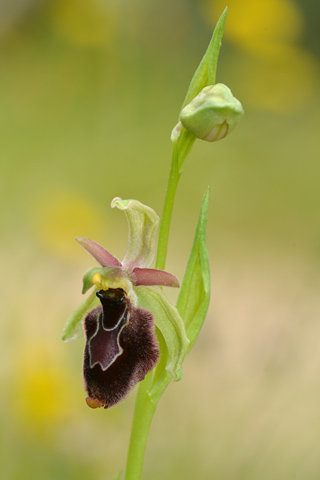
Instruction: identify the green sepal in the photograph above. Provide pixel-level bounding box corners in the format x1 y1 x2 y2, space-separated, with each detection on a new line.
111 197 160 270
82 267 106 293
148 328 172 403
61 289 99 342
181 7 228 109
176 188 211 351
150 328 168 387
134 286 190 382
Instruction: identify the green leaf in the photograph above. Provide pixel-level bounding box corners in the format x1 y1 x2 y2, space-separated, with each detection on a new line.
61 289 99 341
134 286 190 382
181 7 228 109
176 188 211 350
172 8 228 171
113 471 122 480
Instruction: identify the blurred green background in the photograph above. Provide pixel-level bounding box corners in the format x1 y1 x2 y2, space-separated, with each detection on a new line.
1 0 320 478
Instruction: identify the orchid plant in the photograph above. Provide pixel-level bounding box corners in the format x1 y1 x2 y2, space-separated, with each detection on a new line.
62 8 243 480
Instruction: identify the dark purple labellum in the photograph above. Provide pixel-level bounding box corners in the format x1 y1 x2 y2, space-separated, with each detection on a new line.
83 288 160 409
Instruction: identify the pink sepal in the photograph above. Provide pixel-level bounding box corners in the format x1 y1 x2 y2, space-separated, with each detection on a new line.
76 238 122 268
132 267 180 288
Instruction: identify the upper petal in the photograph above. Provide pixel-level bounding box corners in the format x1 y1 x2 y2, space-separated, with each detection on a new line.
111 197 159 270
76 238 122 267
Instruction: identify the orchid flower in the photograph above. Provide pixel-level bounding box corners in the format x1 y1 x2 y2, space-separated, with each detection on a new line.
62 197 189 409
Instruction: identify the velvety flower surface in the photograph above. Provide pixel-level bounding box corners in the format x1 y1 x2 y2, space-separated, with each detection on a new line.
62 198 190 409
83 288 160 409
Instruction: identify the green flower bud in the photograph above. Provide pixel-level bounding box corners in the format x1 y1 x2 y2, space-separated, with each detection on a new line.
179 84 244 142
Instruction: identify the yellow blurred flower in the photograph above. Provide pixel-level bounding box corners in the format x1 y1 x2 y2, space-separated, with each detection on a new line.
51 0 117 47
205 0 303 53
202 0 319 112
12 344 79 436
233 44 319 112
34 190 105 260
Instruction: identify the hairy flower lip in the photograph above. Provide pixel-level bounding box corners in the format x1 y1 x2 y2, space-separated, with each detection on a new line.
88 290 128 371
83 288 160 409
63 198 188 404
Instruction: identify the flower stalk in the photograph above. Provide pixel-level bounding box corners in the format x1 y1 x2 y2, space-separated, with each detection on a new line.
155 139 180 271
124 372 156 480
123 8 237 479
63 6 243 480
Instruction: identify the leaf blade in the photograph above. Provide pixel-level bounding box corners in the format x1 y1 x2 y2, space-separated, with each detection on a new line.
176 188 211 350
181 7 228 109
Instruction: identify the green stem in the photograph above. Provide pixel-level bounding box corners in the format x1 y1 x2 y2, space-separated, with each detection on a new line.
156 130 195 271
123 143 180 480
124 373 157 480
155 141 180 271
124 129 195 480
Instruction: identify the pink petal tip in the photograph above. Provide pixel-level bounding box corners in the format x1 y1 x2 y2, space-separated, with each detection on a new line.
76 238 121 268
132 267 180 288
